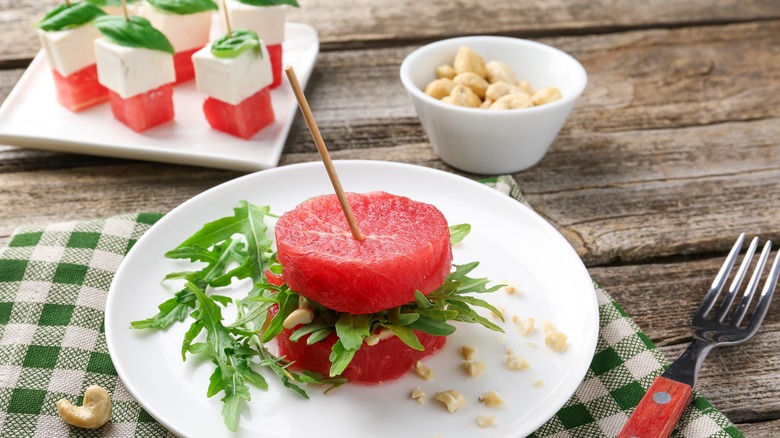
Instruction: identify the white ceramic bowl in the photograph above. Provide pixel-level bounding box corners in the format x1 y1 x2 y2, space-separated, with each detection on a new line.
400 36 587 174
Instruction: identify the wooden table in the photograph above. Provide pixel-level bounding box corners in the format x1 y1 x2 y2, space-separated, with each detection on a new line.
2 1 779 435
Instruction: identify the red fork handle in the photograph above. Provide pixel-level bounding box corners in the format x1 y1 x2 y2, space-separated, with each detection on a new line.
617 376 693 438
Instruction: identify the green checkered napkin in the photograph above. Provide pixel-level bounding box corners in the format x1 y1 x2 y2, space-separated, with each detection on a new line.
0 176 741 438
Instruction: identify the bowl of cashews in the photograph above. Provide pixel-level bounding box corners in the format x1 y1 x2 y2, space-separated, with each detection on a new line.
400 36 587 174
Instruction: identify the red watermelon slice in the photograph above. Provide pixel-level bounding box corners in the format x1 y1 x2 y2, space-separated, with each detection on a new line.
277 326 445 384
275 191 453 315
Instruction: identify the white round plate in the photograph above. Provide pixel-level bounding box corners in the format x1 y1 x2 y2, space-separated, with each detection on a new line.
106 160 599 438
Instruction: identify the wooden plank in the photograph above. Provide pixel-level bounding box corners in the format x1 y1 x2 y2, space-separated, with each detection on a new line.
739 419 780 437
4 0 780 62
590 256 780 425
2 22 779 263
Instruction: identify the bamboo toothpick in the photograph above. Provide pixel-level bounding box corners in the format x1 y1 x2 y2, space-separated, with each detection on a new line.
222 0 232 38
121 0 129 20
65 0 71 7
285 65 365 242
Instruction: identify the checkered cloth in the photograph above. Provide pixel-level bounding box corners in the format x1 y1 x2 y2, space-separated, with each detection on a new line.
0 175 742 437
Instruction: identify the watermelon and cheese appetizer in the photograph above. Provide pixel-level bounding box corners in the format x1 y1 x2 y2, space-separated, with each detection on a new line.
85 0 140 16
221 0 299 88
93 16 176 132
143 0 218 84
192 30 275 139
36 2 109 112
132 193 504 430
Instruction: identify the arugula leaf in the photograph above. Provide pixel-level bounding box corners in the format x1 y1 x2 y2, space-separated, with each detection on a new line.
211 30 261 59
147 0 218 15
386 325 424 351
328 339 357 377
449 223 471 245
235 0 300 7
93 15 175 54
38 2 107 32
334 314 371 350
177 201 273 281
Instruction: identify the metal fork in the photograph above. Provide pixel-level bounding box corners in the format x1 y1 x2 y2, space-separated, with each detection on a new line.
618 234 780 438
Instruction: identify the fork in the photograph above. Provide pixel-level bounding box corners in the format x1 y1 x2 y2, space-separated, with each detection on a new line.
618 233 780 438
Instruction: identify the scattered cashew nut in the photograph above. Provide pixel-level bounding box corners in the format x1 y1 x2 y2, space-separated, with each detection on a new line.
56 385 112 429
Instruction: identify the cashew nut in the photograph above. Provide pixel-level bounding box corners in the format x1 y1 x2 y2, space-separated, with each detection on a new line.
486 60 517 84
282 307 314 329
435 64 457 79
485 81 526 101
518 80 535 95
448 84 482 108
434 389 466 413
489 93 534 110
453 46 487 78
453 72 489 99
424 78 456 99
532 86 563 105
56 385 112 429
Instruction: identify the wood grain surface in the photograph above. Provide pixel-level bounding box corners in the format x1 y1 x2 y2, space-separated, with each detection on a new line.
1 0 779 435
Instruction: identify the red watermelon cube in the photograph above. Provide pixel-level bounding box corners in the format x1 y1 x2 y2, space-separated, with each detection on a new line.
51 64 108 112
268 43 282 89
203 87 275 139
172 47 201 84
108 83 174 133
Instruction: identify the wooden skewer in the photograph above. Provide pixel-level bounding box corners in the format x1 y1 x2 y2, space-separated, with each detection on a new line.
65 0 71 7
285 65 365 242
121 0 129 20
222 0 232 38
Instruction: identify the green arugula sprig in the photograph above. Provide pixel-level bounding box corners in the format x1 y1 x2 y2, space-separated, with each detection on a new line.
38 2 107 32
147 0 218 15
93 15 175 54
211 30 262 59
235 0 300 7
132 201 501 431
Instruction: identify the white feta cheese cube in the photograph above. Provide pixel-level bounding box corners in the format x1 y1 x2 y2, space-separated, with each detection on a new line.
223 1 286 45
192 41 272 105
38 26 100 76
143 5 212 52
100 3 140 16
94 38 175 99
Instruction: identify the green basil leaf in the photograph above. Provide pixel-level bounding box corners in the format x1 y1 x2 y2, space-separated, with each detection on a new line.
211 30 261 59
38 3 107 32
147 0 218 15
449 223 471 245
93 15 175 54
235 0 299 7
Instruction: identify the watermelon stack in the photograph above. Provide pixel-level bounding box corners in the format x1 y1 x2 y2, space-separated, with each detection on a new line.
274 191 453 383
